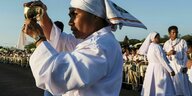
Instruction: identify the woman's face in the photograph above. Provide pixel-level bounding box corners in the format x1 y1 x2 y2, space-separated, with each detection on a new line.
153 34 160 44
68 8 97 39
188 46 192 53
169 29 178 40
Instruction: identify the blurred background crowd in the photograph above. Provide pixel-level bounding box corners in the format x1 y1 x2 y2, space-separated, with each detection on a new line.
1 34 192 91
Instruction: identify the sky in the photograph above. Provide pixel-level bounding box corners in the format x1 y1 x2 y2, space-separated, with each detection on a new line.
0 0 192 47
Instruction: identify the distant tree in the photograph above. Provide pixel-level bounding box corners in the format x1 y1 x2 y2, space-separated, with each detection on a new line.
163 35 169 40
122 36 129 48
129 39 141 46
119 41 123 47
24 43 36 51
123 36 129 43
160 35 169 43
141 38 145 43
178 33 181 38
181 34 192 41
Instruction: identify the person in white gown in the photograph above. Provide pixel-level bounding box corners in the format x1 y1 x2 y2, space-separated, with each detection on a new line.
22 0 146 96
186 40 192 94
43 21 64 96
163 26 192 96
138 32 175 96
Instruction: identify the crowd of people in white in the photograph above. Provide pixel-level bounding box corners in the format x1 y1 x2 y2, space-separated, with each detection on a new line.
1 26 192 95
0 48 32 67
122 47 148 90
122 26 192 96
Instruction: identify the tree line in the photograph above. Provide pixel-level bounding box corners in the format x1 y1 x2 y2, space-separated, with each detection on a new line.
120 34 192 48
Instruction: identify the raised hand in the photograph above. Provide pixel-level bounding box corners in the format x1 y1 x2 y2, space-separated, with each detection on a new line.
23 0 47 11
22 19 44 39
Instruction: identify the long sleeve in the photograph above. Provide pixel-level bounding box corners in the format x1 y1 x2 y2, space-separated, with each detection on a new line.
29 41 108 95
182 40 188 67
155 45 173 73
48 24 78 52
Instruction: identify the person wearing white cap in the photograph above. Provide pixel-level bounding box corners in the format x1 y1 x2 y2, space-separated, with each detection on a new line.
138 32 175 96
22 0 146 96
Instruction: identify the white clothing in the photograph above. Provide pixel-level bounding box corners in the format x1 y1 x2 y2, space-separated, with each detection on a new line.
138 32 158 55
127 55 133 62
138 55 147 77
141 43 175 96
48 24 79 52
164 38 192 96
17 31 30 50
70 0 147 30
189 67 192 84
29 25 123 96
123 52 129 62
188 67 192 92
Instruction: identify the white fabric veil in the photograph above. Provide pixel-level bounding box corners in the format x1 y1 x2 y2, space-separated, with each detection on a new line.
16 31 30 50
138 32 158 55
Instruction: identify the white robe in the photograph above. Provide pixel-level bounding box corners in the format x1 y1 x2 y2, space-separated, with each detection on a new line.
188 67 192 92
48 24 78 52
29 25 123 96
141 43 175 96
164 39 192 96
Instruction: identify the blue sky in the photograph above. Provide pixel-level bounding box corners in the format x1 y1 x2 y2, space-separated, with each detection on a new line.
0 0 192 47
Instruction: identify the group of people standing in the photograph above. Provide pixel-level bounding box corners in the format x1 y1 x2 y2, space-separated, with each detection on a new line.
122 47 148 91
22 0 146 96
20 0 192 95
139 26 192 96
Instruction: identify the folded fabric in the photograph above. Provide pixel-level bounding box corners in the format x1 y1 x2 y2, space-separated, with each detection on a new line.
71 0 147 30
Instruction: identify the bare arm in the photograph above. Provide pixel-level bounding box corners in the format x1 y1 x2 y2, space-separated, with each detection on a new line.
39 12 53 40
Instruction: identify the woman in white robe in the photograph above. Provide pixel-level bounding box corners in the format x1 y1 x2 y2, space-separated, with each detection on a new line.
138 32 175 96
22 0 147 95
187 60 192 93
186 40 192 94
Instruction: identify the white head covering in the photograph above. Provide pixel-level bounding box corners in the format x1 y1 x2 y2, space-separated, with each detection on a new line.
17 31 30 50
138 32 158 55
70 0 147 30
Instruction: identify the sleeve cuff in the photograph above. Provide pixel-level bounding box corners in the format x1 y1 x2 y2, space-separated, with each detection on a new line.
31 41 58 61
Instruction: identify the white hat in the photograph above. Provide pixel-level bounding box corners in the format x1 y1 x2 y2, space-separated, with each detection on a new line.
138 32 158 55
70 0 147 30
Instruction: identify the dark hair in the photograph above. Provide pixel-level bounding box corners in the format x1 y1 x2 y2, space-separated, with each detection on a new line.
168 26 178 33
131 47 137 52
54 21 64 32
155 33 160 38
187 40 192 47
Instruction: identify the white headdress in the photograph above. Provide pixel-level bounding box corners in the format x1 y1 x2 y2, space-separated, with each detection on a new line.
70 0 147 30
16 31 30 50
138 32 158 55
